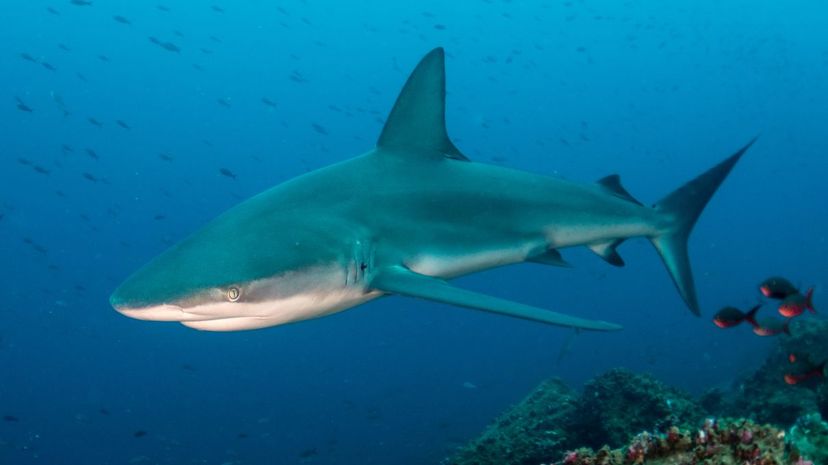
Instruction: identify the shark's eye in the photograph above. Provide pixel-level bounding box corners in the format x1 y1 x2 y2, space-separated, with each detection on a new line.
226 287 241 302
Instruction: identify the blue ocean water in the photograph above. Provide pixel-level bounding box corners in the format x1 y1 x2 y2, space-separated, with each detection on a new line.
1 0 826 463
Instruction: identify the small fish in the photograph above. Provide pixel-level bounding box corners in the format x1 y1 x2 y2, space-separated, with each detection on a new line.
3 415 19 422
217 97 232 107
211 4 225 13
85 148 99 160
158 153 174 162
311 123 329 135
219 168 237 179
261 97 277 108
82 172 99 182
47 6 60 15
87 117 103 128
750 317 790 337
51 92 70 117
99 408 110 415
116 120 131 130
289 70 308 83
113 15 131 24
779 289 815 318
70 0 93 5
98 55 110 62
712 304 760 329
17 158 33 166
61 144 74 154
133 430 147 438
760 276 800 300
149 37 180 53
15 97 33 112
784 360 825 385
33 165 51 175
298 448 318 459
19 52 38 63
42 62 57 71
58 43 71 52
156 4 171 12
154 214 166 220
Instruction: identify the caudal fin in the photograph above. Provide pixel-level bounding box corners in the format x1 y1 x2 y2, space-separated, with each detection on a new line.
650 138 757 315
805 287 816 313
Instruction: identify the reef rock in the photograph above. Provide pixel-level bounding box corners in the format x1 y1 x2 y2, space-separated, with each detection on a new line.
558 418 805 465
445 378 578 465
567 368 705 449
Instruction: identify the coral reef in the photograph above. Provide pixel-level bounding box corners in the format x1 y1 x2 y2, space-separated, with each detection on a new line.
447 378 578 465
444 320 828 465
786 413 828 465
557 418 799 465
445 371 704 465
568 369 704 449
724 319 828 425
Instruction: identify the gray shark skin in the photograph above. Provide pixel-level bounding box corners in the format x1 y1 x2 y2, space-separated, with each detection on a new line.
110 47 755 332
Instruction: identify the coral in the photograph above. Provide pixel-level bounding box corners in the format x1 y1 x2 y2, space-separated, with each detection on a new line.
444 378 578 465
786 413 828 464
567 369 705 449
725 319 828 425
556 418 802 465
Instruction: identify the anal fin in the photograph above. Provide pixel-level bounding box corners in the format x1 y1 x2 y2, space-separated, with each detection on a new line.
369 266 621 331
588 240 625 267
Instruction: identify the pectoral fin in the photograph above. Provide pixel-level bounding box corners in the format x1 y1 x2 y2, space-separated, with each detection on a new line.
369 266 622 331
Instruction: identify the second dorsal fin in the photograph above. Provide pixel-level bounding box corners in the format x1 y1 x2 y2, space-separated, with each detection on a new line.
376 47 468 162
597 174 642 205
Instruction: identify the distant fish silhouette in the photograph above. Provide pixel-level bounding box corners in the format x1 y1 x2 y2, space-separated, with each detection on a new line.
156 4 171 12
113 15 131 25
85 148 99 160
311 123 329 135
70 0 93 6
261 97 277 108
15 96 33 112
219 168 237 179
149 36 180 53
217 97 232 108
19 52 38 63
87 117 103 128
116 120 131 130
41 62 57 71
47 6 60 15
211 4 225 13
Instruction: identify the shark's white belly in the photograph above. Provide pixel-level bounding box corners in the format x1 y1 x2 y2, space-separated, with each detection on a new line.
406 245 536 279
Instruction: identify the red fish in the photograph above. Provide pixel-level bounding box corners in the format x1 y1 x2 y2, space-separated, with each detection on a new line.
759 276 799 300
713 304 760 329
778 288 815 318
784 361 825 385
750 317 790 337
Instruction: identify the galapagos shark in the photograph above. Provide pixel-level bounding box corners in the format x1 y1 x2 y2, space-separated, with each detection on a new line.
110 47 754 332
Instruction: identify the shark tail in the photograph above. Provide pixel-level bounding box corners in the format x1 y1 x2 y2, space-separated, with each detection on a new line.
650 138 757 315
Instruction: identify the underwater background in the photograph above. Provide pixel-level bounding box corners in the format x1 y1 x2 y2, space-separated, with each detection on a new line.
1 0 826 464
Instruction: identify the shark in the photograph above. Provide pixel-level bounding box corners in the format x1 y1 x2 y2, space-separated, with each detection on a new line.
110 47 754 333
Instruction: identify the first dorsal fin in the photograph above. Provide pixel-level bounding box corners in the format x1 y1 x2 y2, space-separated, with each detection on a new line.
597 174 642 206
377 47 468 161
